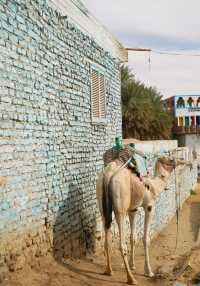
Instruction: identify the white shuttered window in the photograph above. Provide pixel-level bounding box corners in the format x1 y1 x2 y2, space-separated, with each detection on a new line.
91 67 106 123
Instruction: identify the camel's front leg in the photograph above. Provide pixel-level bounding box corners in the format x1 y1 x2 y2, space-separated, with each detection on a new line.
143 206 154 277
116 213 138 285
128 210 137 270
104 227 113 276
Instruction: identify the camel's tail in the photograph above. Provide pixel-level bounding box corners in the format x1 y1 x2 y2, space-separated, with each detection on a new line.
102 174 113 229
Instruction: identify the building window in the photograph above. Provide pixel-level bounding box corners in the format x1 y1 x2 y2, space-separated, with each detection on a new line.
185 116 189 127
176 97 185 108
187 97 194 107
91 67 106 123
179 117 184 126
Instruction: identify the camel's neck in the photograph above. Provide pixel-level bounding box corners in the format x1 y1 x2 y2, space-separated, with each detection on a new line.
155 162 173 183
150 164 174 196
152 176 168 192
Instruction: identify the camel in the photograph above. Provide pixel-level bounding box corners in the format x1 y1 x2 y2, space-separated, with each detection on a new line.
96 155 187 285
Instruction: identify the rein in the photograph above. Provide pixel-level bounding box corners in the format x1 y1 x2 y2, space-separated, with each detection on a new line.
112 156 134 177
173 165 181 252
159 157 181 251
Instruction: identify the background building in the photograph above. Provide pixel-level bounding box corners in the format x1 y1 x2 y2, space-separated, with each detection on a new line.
164 95 200 151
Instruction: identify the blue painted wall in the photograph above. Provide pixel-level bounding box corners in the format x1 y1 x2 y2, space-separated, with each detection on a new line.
0 0 122 268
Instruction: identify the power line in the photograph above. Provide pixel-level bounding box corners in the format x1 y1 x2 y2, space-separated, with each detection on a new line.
153 50 200 57
126 47 200 57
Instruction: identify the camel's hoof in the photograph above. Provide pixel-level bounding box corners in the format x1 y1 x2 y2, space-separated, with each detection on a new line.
127 276 138 285
130 265 136 271
104 270 113 276
144 272 154 278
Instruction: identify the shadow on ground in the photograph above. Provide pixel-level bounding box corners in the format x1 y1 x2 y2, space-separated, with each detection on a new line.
189 201 200 242
52 171 97 262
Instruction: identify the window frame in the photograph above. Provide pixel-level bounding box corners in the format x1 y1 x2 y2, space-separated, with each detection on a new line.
90 63 107 125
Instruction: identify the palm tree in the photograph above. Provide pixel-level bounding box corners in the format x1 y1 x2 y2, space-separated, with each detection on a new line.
121 66 172 140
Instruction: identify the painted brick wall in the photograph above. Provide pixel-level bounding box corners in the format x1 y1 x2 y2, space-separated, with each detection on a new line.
0 0 122 272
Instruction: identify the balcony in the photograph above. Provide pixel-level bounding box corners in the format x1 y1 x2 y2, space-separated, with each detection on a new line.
173 125 200 135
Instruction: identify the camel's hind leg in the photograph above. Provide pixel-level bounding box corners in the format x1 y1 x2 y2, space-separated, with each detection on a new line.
104 226 113 275
116 212 138 285
143 206 154 277
96 173 113 275
128 210 137 270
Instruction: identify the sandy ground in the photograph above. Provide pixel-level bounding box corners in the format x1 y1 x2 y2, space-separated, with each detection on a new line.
1 185 200 286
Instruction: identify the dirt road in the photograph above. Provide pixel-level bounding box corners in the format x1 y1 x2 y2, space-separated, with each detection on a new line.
1 185 200 286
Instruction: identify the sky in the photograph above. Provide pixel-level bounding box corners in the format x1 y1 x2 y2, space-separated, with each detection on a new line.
82 0 200 98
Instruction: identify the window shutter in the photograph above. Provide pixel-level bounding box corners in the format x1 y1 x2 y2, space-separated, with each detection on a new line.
91 67 106 122
99 74 106 118
91 69 100 118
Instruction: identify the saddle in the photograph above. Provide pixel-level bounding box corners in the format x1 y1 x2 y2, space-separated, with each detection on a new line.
103 145 141 178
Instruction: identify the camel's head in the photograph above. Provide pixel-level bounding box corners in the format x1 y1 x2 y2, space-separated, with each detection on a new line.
157 155 176 167
155 155 192 181
155 155 176 177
